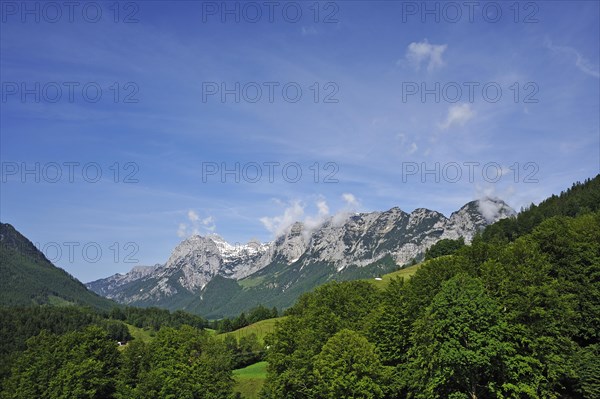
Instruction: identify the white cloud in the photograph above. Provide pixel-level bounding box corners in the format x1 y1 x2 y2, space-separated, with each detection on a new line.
261 195 360 238
187 210 199 222
473 184 518 223
260 200 305 237
316 199 329 216
342 193 359 208
177 210 216 238
331 213 350 227
201 216 216 231
396 133 418 155
404 39 448 72
304 198 331 237
477 197 506 223
545 39 599 78
177 223 188 238
331 193 361 227
439 104 475 130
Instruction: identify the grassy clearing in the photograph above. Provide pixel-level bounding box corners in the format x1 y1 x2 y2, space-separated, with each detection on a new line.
233 361 268 398
367 263 422 289
221 264 422 346
218 317 286 344
238 275 266 288
47 295 75 306
125 323 154 343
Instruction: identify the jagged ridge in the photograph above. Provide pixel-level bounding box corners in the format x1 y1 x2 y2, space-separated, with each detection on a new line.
87 198 515 316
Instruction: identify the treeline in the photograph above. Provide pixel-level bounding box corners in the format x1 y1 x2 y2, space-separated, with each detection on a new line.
211 305 279 333
0 305 207 384
261 177 600 398
0 298 274 397
424 237 465 260
262 212 600 398
482 176 600 242
0 325 239 399
224 333 265 369
108 306 207 330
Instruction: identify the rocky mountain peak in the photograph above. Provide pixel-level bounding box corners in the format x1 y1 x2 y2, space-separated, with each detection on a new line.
87 199 516 311
166 235 218 267
476 197 516 222
273 221 309 263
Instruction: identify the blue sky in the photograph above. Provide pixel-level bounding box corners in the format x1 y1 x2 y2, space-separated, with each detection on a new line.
1 0 599 282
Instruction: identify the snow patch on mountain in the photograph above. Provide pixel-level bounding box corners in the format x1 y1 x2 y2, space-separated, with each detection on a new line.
87 199 515 305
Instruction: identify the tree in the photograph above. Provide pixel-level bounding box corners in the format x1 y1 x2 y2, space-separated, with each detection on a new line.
312 329 389 399
367 277 410 366
406 274 513 399
238 333 263 367
270 307 279 318
573 344 600 399
425 237 465 260
220 318 233 333
2 326 119 399
529 213 600 344
233 312 248 330
247 305 274 324
115 340 149 398
262 281 380 399
101 320 132 342
481 236 579 397
131 326 236 399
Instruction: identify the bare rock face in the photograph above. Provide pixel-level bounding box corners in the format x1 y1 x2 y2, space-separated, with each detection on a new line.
87 199 515 307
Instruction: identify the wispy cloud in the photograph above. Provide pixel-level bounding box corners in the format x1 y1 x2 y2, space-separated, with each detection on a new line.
187 210 199 222
260 200 305 237
403 39 448 72
304 197 330 232
178 210 216 238
260 193 362 238
301 26 318 36
3 2 597 283
396 133 419 155
408 142 418 155
342 193 359 208
439 104 476 130
544 39 600 78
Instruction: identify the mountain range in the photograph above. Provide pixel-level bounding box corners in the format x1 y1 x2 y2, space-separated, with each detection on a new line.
87 198 515 318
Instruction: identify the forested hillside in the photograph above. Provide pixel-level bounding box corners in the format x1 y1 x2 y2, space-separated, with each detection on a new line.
0 324 237 399
1 176 598 398
482 176 600 241
261 177 600 398
0 306 207 384
0 223 115 309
